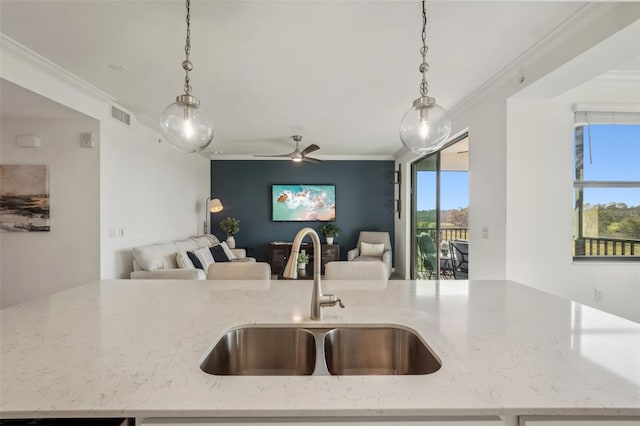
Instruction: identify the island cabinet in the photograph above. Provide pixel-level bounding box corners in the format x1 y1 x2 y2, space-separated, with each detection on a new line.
520 419 640 425
140 418 503 425
268 242 339 276
139 418 640 426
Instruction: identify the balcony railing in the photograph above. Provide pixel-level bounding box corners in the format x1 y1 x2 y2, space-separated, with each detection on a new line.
416 227 469 242
575 237 640 257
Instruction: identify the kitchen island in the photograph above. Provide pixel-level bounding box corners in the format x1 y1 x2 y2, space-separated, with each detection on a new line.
1 279 639 425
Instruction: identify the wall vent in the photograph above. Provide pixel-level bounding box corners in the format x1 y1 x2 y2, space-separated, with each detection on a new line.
110 105 131 126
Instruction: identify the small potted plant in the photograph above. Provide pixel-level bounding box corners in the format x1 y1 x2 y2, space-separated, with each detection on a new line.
320 222 340 245
219 217 240 248
297 251 310 270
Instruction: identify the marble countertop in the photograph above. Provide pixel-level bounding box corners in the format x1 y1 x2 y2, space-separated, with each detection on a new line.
1 279 639 419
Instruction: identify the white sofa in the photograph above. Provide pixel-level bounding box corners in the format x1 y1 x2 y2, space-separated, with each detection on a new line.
130 234 254 280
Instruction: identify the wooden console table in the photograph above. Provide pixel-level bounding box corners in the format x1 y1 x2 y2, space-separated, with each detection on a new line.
268 242 340 277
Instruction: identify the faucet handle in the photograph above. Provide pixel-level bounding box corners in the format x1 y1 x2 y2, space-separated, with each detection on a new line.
320 294 345 309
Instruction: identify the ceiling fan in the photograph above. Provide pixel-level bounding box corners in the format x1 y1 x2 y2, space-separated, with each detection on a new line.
254 135 322 164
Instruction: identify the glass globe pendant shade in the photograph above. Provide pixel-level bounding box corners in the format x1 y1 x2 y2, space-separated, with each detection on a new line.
400 96 452 155
160 95 214 153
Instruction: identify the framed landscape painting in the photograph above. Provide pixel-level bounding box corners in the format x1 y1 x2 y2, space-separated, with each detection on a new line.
0 164 50 232
272 184 336 222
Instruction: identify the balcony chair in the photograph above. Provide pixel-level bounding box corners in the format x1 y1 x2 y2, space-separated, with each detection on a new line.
207 262 272 280
417 233 438 279
449 240 469 279
325 261 388 280
347 231 392 278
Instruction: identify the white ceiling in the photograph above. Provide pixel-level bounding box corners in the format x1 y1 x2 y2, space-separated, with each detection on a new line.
0 1 590 158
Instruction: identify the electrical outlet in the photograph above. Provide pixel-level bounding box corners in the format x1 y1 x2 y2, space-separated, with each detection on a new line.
594 288 604 302
482 226 489 239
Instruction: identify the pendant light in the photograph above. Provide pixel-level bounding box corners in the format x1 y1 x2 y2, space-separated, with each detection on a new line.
400 1 451 155
160 0 214 153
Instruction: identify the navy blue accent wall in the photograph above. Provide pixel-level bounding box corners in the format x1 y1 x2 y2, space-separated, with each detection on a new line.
210 160 395 263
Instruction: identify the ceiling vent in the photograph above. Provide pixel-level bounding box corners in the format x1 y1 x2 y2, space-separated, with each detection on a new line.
110 105 131 126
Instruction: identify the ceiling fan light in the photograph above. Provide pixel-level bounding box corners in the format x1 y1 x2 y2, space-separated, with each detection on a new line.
292 157 303 162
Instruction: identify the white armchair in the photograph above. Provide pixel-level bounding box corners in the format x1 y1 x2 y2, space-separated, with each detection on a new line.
347 231 392 278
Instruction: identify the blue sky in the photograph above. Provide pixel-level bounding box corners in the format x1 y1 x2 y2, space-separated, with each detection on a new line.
416 171 468 211
579 124 639 206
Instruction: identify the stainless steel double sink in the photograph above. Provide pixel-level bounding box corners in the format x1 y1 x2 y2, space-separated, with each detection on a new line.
200 325 441 376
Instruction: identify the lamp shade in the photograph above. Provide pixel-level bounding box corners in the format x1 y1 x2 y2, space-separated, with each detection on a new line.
400 98 451 155
209 198 223 213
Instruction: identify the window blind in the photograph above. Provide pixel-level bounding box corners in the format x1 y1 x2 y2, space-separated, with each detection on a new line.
575 111 640 125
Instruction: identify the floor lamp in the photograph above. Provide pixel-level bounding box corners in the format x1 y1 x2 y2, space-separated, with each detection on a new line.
204 197 223 234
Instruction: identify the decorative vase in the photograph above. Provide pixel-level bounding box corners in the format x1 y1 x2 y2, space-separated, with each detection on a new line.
298 262 306 270
326 237 334 245
226 236 236 249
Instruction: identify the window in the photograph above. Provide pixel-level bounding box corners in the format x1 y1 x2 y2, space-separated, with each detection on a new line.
573 109 640 259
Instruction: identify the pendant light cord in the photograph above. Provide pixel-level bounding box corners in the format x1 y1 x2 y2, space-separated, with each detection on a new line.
587 112 593 165
183 0 193 96
419 1 429 97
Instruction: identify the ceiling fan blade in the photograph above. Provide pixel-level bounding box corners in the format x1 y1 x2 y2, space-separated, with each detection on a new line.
301 144 320 156
254 153 293 158
303 157 323 164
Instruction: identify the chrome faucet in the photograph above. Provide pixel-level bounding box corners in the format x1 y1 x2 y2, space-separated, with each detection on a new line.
282 227 344 320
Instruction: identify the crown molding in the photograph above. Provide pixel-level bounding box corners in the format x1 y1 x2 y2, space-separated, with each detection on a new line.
1 33 115 103
447 3 613 117
136 113 161 133
1 34 170 136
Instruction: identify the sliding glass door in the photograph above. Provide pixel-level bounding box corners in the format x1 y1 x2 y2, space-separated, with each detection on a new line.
412 135 469 279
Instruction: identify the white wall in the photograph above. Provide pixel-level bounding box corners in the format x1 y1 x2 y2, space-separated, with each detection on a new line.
506 96 639 323
99 117 210 278
1 119 100 307
1 37 210 290
506 75 640 322
394 4 640 321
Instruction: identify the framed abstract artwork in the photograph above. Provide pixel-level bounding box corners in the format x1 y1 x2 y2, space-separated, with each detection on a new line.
0 164 50 232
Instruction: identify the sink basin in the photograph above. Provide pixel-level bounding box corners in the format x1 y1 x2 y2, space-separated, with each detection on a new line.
201 325 441 376
324 327 441 375
200 327 316 375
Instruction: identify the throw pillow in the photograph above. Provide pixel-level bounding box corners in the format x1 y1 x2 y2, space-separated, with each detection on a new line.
202 234 220 246
187 247 215 271
186 251 203 269
220 241 237 260
209 244 230 262
176 252 195 269
360 242 385 257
